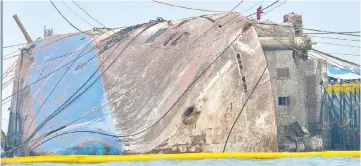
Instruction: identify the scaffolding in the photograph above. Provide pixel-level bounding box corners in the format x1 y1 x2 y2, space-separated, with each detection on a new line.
321 81 360 150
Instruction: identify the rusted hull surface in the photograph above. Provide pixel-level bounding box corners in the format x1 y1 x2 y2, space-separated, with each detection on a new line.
97 14 277 153
6 13 277 156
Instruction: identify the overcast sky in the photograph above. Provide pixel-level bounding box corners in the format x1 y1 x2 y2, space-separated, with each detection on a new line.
2 0 360 133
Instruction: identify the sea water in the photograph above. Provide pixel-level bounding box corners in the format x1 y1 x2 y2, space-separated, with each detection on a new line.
7 157 360 166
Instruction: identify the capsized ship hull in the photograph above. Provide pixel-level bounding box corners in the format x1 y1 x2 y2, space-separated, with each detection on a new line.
6 13 277 156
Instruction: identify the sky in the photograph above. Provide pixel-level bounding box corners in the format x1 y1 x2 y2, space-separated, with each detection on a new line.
1 0 361 133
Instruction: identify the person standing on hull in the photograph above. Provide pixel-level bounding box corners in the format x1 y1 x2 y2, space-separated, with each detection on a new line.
257 6 264 20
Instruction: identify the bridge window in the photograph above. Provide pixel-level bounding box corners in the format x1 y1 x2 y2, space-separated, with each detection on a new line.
145 28 167 43
276 67 290 79
278 96 290 106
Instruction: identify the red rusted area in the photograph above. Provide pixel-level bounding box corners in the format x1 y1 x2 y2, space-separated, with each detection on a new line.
180 63 198 90
161 62 199 113
242 22 253 33
22 94 37 141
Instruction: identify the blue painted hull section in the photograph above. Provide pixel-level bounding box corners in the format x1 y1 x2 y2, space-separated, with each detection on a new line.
328 65 360 80
13 34 122 155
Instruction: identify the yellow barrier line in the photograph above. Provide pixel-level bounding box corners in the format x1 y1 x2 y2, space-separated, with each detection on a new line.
1 151 360 165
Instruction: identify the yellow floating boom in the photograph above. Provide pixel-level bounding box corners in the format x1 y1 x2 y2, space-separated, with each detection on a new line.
326 81 361 94
1 151 360 165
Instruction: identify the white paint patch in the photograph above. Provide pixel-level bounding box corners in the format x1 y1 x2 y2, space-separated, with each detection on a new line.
234 41 255 56
142 22 169 36
255 112 270 129
62 120 93 132
334 65 344 69
113 89 127 103
196 60 234 115
170 20 183 25
329 73 361 79
141 60 154 78
134 64 190 132
202 60 233 96
93 28 123 44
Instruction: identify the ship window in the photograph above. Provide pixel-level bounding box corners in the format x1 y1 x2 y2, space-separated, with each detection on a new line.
163 32 178 46
278 96 290 106
145 28 167 43
241 76 247 93
276 67 290 79
236 53 243 69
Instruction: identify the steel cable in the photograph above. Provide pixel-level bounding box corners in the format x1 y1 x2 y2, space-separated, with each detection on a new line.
222 65 268 152
61 1 96 28
24 23 157 146
50 1 94 35
25 1 246 142
72 1 107 28
23 32 107 139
